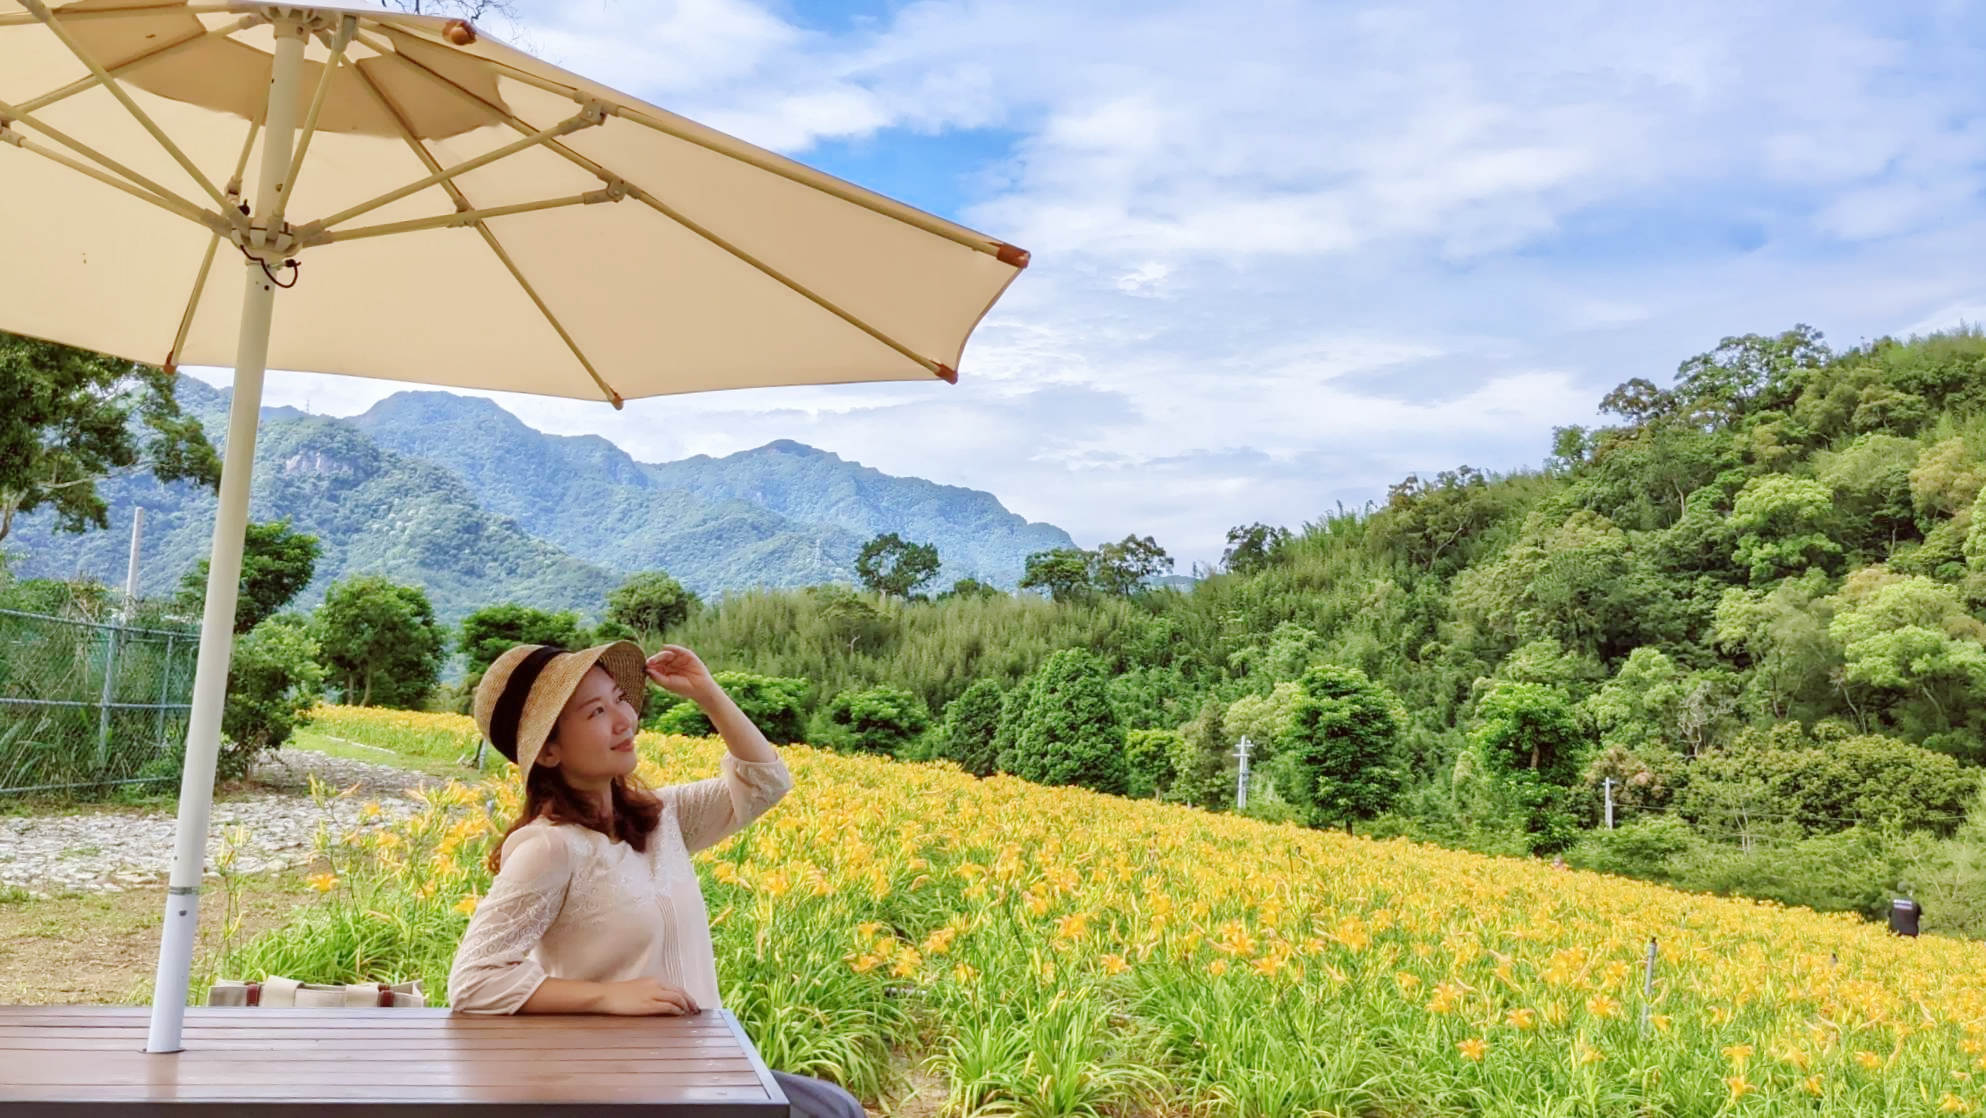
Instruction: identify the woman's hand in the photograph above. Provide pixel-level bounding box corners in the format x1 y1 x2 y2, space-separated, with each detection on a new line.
596 977 700 1016
645 645 718 704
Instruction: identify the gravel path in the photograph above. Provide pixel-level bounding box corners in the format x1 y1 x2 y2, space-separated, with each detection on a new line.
0 749 448 899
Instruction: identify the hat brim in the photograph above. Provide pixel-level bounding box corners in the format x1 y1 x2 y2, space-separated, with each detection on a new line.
475 641 650 772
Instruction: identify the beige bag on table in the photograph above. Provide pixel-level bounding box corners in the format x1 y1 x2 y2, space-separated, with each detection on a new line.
208 976 426 1007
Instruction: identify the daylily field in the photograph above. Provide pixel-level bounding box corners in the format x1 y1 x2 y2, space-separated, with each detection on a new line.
216 706 1986 1117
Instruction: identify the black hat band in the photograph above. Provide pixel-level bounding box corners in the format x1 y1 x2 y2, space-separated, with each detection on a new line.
489 645 565 763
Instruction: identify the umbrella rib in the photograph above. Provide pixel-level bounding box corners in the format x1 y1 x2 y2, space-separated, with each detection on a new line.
292 103 607 239
166 118 261 374
21 0 243 227
347 62 627 409
0 104 224 232
301 191 625 245
622 178 957 381
14 14 263 116
352 31 960 383
479 56 1027 269
164 234 222 375
0 2 239 25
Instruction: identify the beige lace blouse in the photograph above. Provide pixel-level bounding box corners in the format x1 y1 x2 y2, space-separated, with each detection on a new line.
447 751 794 1015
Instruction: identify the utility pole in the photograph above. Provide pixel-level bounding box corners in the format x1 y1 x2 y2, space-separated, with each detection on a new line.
1603 777 1616 830
1234 735 1254 810
97 508 144 766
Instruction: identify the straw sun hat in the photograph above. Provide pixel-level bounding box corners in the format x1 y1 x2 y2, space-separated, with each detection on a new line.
472 642 651 772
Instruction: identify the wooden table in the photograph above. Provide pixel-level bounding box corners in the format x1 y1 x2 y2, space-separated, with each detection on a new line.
0 1006 791 1116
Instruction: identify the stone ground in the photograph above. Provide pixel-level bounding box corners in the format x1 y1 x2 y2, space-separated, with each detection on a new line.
0 749 441 898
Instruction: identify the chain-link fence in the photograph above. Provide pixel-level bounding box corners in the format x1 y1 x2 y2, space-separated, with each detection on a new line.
0 605 199 797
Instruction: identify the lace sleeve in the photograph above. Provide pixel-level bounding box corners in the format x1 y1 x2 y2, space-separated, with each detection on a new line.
447 827 573 1015
672 751 795 854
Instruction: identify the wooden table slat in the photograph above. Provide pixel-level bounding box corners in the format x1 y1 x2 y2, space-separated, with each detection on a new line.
0 1038 758 1063
0 1006 790 1114
0 1023 739 1036
2 1082 776 1101
0 1011 736 1030
8 1068 768 1089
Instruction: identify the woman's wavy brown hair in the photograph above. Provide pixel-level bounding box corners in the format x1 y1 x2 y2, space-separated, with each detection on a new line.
488 736 663 872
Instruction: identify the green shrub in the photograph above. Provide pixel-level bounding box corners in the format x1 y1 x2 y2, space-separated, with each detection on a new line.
812 686 931 757
1004 649 1127 795
934 679 1004 776
645 671 812 743
220 613 325 778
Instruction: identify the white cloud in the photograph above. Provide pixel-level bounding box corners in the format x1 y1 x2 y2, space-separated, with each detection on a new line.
197 0 1986 573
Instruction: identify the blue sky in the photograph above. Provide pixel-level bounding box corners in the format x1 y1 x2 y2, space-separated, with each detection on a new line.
190 0 1986 571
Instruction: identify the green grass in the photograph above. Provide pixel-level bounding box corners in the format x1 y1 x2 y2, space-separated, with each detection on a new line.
284 728 493 782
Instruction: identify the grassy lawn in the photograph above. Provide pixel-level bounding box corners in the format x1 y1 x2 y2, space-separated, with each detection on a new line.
0 867 319 1004
285 727 491 783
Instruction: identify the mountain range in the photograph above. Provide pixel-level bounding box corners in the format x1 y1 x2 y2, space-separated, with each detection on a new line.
5 378 1075 623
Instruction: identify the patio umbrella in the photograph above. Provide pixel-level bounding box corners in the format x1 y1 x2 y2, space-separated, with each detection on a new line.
0 0 1027 1052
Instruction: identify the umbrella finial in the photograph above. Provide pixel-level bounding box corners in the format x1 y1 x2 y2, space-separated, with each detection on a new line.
442 19 477 46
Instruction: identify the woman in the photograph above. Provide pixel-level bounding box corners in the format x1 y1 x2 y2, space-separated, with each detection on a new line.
448 639 865 1118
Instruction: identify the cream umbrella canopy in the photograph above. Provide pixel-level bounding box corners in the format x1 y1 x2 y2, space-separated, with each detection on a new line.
0 0 1027 1052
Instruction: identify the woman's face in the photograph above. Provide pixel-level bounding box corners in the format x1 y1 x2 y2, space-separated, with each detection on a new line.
538 665 638 781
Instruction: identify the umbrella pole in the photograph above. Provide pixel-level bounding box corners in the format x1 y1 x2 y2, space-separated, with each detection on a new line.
145 19 308 1054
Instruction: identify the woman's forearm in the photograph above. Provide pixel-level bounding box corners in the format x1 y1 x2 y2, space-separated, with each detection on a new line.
517 977 608 1014
694 686 778 763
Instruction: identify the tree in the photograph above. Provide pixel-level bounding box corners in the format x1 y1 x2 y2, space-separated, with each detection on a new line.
1124 728 1181 799
1471 682 1587 785
1729 475 1841 584
990 678 1034 775
1712 571 1841 723
459 603 586 679
814 685 930 756
809 586 887 654
1274 664 1406 833
1373 467 1500 573
1091 534 1173 596
1226 622 1323 684
938 577 1005 601
1816 434 1919 560
1019 548 1094 603
1221 522 1292 574
1548 425 1593 471
1827 568 1986 752
935 679 1005 776
0 332 219 543
1453 508 1664 663
1222 681 1302 759
1598 377 1673 427
312 575 446 708
1670 325 1828 431
605 570 699 640
1106 664 1193 730
1466 681 1590 852
176 520 320 634
1910 436 1986 522
1006 649 1127 794
1165 698 1232 810
854 533 940 600
1584 647 1688 755
221 613 325 778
